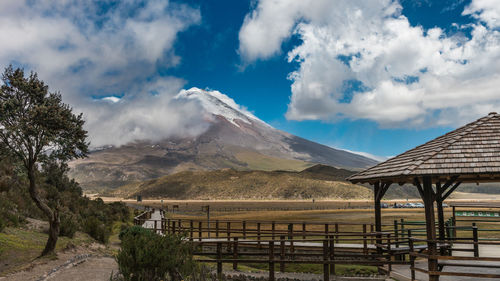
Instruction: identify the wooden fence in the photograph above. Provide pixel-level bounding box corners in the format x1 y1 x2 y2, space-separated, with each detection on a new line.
409 235 500 280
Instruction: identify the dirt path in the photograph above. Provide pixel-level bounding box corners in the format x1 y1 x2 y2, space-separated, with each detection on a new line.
0 246 118 281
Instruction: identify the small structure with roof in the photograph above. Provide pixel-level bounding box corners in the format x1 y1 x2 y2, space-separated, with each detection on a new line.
348 112 500 281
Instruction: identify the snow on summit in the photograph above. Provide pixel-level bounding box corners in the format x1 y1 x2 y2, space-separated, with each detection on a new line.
176 87 265 128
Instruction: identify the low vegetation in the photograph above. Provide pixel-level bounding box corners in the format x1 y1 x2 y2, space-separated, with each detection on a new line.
117 226 197 281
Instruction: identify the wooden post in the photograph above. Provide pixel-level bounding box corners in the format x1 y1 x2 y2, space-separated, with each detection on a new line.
387 233 392 272
190 220 194 241
394 220 399 246
217 242 222 280
280 235 285 272
178 219 182 233
370 224 374 245
216 220 219 238
269 241 275 281
409 230 415 281
302 222 306 239
233 237 238 270
272 221 276 240
374 182 382 254
329 235 335 275
227 221 231 239
363 224 368 255
436 183 446 243
167 219 171 234
452 206 457 239
243 221 247 239
323 240 330 281
154 220 157 233
198 221 202 241
473 223 479 257
422 176 438 281
172 221 176 234
257 222 262 248
324 224 329 239
335 223 339 243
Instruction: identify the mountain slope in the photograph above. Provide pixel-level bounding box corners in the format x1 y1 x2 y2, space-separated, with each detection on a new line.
69 88 377 191
109 165 373 200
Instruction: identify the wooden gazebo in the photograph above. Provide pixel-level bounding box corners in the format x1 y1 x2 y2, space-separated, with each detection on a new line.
348 112 500 281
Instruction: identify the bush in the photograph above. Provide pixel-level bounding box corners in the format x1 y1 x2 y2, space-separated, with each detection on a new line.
117 226 195 281
83 216 111 243
59 212 78 238
0 216 5 232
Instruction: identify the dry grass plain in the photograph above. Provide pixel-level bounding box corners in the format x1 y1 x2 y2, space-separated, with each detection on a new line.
97 193 500 239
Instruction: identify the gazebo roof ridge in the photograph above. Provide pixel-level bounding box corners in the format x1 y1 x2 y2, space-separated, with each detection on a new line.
348 112 500 184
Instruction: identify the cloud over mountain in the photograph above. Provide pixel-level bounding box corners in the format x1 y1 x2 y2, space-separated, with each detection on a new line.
239 0 500 128
0 0 205 147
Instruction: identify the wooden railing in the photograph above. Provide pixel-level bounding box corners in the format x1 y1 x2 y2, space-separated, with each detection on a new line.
409 234 500 280
192 233 408 280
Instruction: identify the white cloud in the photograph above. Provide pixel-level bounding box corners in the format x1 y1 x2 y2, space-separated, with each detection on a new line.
340 149 391 162
0 0 204 147
239 0 500 128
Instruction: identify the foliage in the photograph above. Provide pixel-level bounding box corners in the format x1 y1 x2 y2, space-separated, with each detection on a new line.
83 216 110 244
0 65 88 256
117 226 196 281
59 212 78 238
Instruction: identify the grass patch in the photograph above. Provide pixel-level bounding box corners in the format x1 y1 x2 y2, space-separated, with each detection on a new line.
240 262 377 276
0 227 94 276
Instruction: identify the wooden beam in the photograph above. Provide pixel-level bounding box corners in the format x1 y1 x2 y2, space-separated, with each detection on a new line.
414 178 425 199
436 182 445 242
423 176 439 281
442 182 461 201
373 182 382 256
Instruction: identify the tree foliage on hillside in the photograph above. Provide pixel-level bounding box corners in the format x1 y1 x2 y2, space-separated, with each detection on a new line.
0 66 88 255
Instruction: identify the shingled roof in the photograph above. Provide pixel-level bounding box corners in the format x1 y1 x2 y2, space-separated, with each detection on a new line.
348 112 500 184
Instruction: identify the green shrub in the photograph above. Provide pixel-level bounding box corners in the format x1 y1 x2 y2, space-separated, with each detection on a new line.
83 216 110 243
59 212 78 238
117 226 195 281
0 216 5 232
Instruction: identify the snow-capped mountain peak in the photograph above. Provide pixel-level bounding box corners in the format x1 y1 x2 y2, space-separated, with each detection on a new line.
176 87 266 128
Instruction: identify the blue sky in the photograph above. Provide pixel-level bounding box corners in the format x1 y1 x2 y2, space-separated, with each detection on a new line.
163 0 477 158
0 0 499 159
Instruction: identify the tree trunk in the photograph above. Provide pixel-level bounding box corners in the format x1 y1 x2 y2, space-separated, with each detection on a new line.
27 166 59 256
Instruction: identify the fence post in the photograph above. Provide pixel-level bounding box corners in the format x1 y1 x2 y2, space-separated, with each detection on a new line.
243 221 247 239
329 235 335 275
178 219 182 233
408 230 415 281
473 223 479 257
324 224 329 239
370 224 374 244
335 223 339 243
167 219 171 234
216 220 219 238
172 221 176 234
154 220 157 233
217 242 222 280
363 224 367 255
233 237 238 270
190 220 193 241
387 233 392 272
394 220 399 248
280 235 285 272
198 221 202 241
269 241 275 281
302 222 306 239
258 222 262 248
323 240 330 281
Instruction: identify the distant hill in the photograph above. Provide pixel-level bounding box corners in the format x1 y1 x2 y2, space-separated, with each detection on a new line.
69 88 377 192
108 164 373 200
